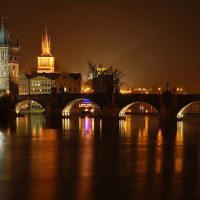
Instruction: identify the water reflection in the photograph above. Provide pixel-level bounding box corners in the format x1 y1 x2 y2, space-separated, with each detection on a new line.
0 115 200 199
77 117 94 199
174 121 184 173
155 129 163 173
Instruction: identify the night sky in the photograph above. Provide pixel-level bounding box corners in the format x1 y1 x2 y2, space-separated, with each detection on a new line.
1 0 200 92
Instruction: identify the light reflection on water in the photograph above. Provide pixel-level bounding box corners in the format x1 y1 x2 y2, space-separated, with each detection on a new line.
0 115 200 199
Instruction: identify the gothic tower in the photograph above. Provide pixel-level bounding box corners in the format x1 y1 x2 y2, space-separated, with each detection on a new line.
37 27 55 73
0 19 20 93
0 19 9 91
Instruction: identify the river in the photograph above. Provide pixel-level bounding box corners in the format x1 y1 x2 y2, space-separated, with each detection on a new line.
0 114 200 199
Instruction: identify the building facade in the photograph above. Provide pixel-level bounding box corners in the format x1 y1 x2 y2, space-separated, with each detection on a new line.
0 19 20 92
19 72 82 95
29 75 52 95
55 72 82 93
37 27 55 73
19 73 29 95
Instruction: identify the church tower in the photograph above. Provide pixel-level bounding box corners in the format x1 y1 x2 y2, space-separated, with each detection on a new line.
37 27 55 73
0 18 19 93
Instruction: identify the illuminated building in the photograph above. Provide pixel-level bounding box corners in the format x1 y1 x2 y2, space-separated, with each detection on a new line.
0 18 20 93
19 73 53 95
19 72 82 95
19 73 29 95
37 27 55 73
30 75 52 95
54 72 82 93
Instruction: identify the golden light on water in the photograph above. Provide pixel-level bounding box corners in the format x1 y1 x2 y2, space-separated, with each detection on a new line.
174 122 184 173
155 129 163 173
156 129 163 146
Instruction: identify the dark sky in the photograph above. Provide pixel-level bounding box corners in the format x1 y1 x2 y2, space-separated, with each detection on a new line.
1 0 200 92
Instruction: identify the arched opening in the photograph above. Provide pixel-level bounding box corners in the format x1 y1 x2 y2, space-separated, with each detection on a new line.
15 100 45 115
62 98 102 117
177 101 200 119
119 101 159 117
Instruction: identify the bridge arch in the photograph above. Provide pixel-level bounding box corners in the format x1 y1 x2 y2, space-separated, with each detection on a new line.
177 101 200 119
119 101 159 117
62 98 102 117
15 100 45 115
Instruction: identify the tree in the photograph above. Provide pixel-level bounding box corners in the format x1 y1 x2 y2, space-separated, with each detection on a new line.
87 60 104 79
107 66 125 93
87 60 125 94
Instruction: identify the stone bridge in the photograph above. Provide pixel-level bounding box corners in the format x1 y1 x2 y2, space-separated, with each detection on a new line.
13 92 200 120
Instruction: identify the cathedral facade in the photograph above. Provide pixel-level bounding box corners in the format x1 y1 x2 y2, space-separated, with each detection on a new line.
0 19 20 93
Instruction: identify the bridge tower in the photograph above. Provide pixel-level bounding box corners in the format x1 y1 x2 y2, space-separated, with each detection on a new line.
37 26 55 73
0 18 20 93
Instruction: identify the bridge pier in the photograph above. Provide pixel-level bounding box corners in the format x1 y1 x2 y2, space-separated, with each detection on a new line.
102 103 119 119
159 93 178 121
45 93 61 116
159 108 177 121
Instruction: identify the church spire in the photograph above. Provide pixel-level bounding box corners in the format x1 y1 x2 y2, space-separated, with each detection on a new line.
41 25 51 56
0 17 9 46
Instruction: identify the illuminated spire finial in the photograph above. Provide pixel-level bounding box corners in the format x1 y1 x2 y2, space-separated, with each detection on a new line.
41 24 51 56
